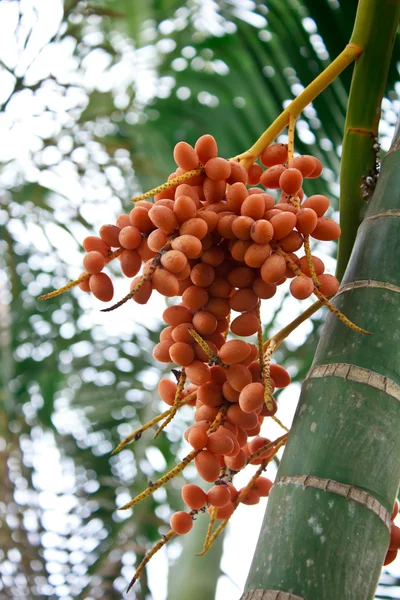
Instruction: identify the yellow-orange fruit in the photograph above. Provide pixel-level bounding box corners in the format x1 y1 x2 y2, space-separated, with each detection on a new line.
201 246 225 267
226 182 248 213
203 177 226 204
209 365 227 386
317 274 340 297
211 501 235 520
172 234 202 259
232 215 254 240
188 427 209 450
226 364 252 392
207 431 234 455
307 157 323 178
226 404 258 430
163 305 193 326
279 167 303 195
229 288 258 313
198 210 219 232
78 275 91 292
182 484 208 510
197 382 223 407
182 286 209 311
227 266 256 289
252 278 277 299
204 332 226 349
311 218 341 241
260 254 287 284
137 238 157 262
244 243 272 268
230 239 252 262
192 311 218 335
230 312 260 337
241 343 258 366
152 268 179 297
161 250 188 274
227 161 248 185
216 214 236 239
296 208 318 235
219 340 251 365
178 277 192 295
250 220 274 244
208 278 233 298
83 235 111 257
190 263 215 287
83 251 105 274
89 272 114 301
99 224 121 247
173 141 199 170
195 450 221 482
158 378 177 406
239 382 264 413
279 231 304 253
270 363 291 388
175 183 200 204
130 276 152 304
147 229 168 252
173 195 197 224
290 275 314 300
270 212 297 240
204 298 230 319
207 485 231 508
148 205 178 234
284 253 300 278
195 406 219 424
129 207 154 233
179 217 208 239
205 157 231 181
298 255 325 278
171 322 195 346
241 194 266 220
289 155 317 177
186 361 211 385
175 263 192 282
118 226 142 250
116 214 132 229
247 163 263 185
224 449 247 471
201 232 213 251
389 523 400 550
222 381 240 403
248 438 274 463
169 342 195 366
260 143 288 167
260 164 286 189
195 134 218 164
153 340 173 362
120 250 141 278
302 194 329 217
170 511 193 535
240 488 261 505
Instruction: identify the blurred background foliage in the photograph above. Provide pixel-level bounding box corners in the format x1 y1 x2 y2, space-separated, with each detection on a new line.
0 0 399 598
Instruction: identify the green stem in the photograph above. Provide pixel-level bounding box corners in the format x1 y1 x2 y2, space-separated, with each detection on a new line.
336 0 400 280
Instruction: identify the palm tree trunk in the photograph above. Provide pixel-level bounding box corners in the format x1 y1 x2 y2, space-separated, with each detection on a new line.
240 104 400 600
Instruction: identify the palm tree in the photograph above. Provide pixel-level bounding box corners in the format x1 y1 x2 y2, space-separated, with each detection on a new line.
1 0 400 598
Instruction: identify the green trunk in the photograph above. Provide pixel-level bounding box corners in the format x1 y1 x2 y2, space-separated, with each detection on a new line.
240 79 400 600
